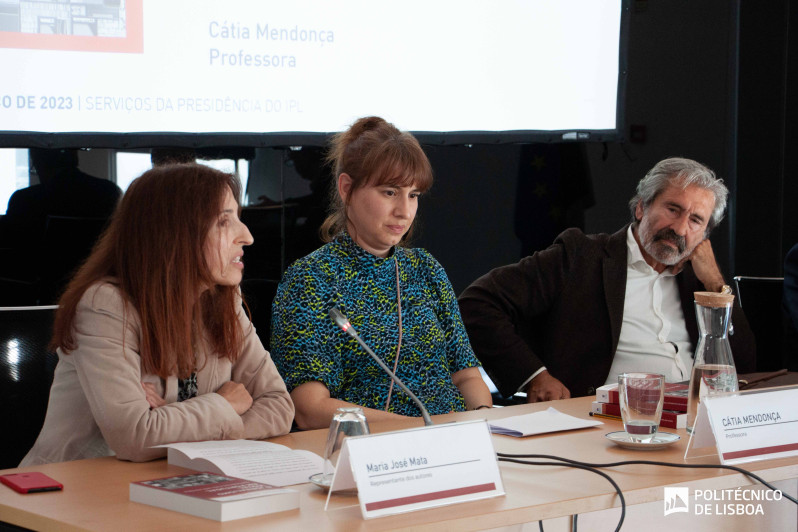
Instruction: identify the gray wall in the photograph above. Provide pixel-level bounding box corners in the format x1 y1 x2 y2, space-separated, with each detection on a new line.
415 144 523 293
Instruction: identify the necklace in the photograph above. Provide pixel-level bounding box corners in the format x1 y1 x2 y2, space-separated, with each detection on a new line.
384 255 403 411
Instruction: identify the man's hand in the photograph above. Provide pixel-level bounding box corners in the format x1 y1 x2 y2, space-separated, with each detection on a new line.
525 370 571 403
679 239 726 292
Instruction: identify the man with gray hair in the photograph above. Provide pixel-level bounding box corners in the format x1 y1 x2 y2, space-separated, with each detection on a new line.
459 157 755 402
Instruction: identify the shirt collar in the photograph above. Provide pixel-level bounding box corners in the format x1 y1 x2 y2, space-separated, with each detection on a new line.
334 232 398 268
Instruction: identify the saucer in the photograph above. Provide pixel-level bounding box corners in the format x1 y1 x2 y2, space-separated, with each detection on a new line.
309 472 333 490
605 431 680 450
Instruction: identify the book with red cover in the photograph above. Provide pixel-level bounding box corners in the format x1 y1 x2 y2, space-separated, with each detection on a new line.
130 472 299 522
596 382 688 412
590 400 686 429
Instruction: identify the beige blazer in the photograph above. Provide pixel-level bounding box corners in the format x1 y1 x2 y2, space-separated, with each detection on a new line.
21 281 294 465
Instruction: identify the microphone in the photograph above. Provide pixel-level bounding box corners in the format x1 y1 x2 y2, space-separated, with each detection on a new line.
329 307 433 426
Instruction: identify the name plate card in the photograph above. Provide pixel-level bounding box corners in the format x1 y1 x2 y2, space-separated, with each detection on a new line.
691 387 798 465
327 420 504 519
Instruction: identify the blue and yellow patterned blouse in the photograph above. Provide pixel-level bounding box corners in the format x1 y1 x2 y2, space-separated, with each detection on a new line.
270 233 480 416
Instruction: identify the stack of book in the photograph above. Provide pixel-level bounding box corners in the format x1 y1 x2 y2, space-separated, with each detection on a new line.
130 472 299 521
592 382 688 429
128 440 323 521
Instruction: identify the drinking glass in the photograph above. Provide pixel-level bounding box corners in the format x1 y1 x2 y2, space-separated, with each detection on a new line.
320 407 370 485
618 373 665 443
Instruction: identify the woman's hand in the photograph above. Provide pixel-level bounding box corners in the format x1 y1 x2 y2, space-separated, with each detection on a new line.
452 367 493 410
217 381 254 415
141 382 166 409
290 381 408 430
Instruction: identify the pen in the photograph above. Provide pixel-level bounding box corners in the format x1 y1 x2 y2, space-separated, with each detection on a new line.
589 412 622 421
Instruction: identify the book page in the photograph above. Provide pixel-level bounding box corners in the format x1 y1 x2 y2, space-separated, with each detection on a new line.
206 450 323 487
161 440 323 487
163 439 289 459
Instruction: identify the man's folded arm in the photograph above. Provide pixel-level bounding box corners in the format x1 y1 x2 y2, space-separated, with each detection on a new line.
459 246 566 398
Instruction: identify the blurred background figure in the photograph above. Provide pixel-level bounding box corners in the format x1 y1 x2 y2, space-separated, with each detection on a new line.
150 147 197 166
0 148 121 304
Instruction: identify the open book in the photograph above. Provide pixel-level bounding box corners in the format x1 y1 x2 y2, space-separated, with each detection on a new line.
161 440 324 487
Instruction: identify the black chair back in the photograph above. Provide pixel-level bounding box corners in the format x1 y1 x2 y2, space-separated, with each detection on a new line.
0 305 58 468
733 276 785 372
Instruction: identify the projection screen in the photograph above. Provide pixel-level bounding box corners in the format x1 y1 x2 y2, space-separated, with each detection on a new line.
0 0 628 147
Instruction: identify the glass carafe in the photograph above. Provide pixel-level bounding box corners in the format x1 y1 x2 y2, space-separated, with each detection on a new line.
686 291 738 433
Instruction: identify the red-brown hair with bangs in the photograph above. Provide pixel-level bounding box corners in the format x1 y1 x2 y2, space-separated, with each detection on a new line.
51 163 245 380
320 116 433 242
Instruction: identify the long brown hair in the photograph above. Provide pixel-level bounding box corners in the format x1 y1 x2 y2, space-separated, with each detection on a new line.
320 116 433 242
51 163 245 379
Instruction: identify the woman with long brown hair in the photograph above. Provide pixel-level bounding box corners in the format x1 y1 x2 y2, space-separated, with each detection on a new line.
21 163 293 465
271 116 492 430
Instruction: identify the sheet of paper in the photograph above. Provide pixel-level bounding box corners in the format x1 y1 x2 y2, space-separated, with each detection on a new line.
489 407 603 437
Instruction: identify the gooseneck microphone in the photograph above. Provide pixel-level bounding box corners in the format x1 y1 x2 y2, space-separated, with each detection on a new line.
329 307 434 426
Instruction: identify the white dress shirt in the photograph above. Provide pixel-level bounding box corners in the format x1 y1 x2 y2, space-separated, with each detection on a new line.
604 227 694 385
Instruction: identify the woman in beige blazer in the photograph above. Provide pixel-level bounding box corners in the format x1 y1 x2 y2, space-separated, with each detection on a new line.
21 163 294 465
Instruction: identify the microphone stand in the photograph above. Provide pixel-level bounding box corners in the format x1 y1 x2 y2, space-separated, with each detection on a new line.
329 308 434 426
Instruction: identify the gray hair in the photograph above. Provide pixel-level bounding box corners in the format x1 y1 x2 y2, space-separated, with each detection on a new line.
628 157 728 234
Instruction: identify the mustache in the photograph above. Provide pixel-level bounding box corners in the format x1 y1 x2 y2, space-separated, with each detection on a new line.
653 228 686 253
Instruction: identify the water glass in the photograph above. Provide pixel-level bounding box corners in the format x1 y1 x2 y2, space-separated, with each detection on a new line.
321 407 370 483
618 373 665 443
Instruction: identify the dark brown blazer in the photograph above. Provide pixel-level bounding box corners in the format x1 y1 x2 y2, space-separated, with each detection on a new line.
459 226 756 399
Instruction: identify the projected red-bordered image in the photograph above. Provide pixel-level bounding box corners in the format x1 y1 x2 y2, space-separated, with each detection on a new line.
0 0 142 53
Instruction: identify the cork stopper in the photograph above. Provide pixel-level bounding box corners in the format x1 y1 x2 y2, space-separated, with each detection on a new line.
694 291 734 307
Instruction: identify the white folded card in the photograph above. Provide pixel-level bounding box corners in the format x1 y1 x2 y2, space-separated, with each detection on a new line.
327 420 504 519
690 386 798 465
489 407 603 437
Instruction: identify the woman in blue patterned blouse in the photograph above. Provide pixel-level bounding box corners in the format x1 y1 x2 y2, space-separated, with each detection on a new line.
271 116 492 429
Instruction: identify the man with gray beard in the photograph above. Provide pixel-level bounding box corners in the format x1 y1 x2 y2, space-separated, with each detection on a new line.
459 157 756 402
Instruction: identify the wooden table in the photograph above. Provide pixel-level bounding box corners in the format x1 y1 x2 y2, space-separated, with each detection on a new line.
1 397 796 531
